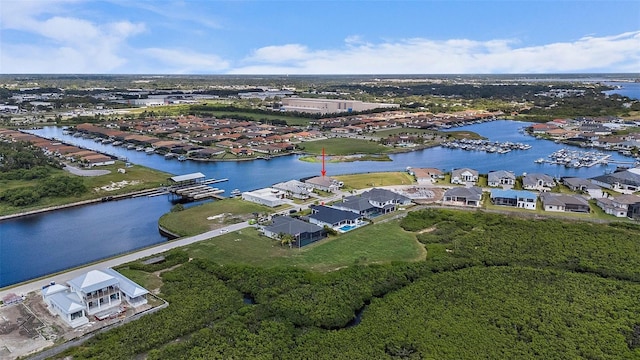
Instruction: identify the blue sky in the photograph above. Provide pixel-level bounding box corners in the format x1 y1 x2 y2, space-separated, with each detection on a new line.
1 0 639 74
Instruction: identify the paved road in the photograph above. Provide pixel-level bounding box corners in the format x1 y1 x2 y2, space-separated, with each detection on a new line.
0 221 252 300
0 188 358 300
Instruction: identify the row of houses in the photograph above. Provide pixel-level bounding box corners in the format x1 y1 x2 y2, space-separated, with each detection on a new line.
442 182 640 219
258 188 412 247
0 129 115 167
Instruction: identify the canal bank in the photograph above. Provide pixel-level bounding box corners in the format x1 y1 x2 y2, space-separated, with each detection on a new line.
3 120 637 288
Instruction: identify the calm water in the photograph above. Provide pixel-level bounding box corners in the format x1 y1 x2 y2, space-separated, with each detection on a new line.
603 82 640 100
1 120 636 287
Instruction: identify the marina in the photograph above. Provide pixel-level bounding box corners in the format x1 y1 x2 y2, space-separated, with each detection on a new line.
440 139 532 154
4 120 639 288
537 148 639 168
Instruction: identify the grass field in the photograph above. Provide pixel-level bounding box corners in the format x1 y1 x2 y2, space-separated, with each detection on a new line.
334 171 415 189
158 198 276 237
0 163 171 216
299 138 391 155
182 220 426 272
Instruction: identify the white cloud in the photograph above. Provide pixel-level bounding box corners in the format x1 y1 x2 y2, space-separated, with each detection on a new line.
141 48 230 73
230 31 640 74
1 0 147 73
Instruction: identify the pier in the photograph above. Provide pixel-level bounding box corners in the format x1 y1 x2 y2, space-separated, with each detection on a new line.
168 172 229 201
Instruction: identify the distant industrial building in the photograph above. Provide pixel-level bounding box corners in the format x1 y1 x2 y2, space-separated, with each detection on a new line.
280 98 399 114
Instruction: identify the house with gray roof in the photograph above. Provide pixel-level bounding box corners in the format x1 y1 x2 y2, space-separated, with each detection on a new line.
42 269 148 328
539 192 590 213
451 168 479 185
442 186 483 207
262 216 326 247
590 168 640 193
562 177 604 198
332 188 412 217
522 173 556 191
596 194 640 218
272 180 312 199
487 170 516 187
304 176 344 192
308 205 363 228
490 189 537 209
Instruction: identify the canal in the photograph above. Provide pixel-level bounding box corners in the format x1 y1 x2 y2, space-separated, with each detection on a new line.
0 120 636 287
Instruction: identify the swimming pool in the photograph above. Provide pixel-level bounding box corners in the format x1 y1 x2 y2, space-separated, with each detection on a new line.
339 225 357 232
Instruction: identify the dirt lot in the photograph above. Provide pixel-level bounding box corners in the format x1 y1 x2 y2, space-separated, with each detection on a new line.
0 292 157 359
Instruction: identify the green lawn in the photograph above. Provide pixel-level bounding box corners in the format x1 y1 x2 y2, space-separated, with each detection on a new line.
299 138 391 155
335 171 415 189
182 220 426 272
0 162 171 216
158 198 276 237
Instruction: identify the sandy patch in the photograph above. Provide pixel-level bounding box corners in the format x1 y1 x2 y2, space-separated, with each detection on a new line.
94 180 140 192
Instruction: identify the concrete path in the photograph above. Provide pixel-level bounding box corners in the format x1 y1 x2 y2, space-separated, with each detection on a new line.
0 221 252 300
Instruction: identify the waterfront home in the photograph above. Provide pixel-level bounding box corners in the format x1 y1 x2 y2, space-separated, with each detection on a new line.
409 167 444 184
522 173 556 191
562 177 604 198
490 189 537 210
304 176 344 192
332 188 412 217
241 188 286 207
442 186 483 207
261 216 326 247
41 269 148 328
272 180 312 199
590 168 640 193
487 170 516 187
308 205 363 228
539 193 590 213
450 168 479 185
596 194 640 218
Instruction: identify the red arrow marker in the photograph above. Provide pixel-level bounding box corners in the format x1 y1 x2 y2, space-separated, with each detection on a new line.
321 147 326 176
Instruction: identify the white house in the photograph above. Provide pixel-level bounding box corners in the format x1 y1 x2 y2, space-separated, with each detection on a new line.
450 168 479 185
522 173 556 191
42 269 148 328
241 188 286 207
487 170 516 187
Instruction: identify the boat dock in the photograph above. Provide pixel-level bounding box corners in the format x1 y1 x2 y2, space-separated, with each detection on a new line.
167 172 229 201
535 148 619 168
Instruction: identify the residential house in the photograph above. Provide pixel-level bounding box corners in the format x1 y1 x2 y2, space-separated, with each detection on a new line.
261 216 326 247
442 186 483 207
450 168 479 185
241 188 286 207
490 189 538 210
308 205 363 228
522 173 556 191
487 170 516 187
42 269 148 328
409 167 444 184
590 168 640 193
332 188 412 217
272 180 312 199
596 194 640 218
304 176 344 192
562 177 604 198
539 193 590 213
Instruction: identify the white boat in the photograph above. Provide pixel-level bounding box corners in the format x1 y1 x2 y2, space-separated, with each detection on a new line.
534 158 544 164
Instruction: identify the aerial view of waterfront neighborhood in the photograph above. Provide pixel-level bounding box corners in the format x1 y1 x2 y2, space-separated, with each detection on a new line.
2 1 640 359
